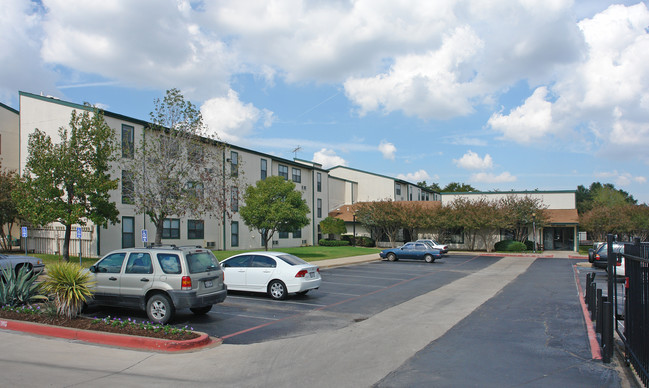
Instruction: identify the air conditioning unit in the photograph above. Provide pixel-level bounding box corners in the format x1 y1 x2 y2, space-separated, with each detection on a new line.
206 241 216 248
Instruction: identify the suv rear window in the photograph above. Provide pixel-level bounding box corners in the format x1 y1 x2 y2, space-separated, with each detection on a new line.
157 253 182 274
277 254 308 266
186 251 220 273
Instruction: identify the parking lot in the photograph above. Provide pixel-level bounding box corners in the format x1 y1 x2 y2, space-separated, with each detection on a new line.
85 254 501 344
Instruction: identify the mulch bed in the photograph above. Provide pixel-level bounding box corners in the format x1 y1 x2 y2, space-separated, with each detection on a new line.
0 309 200 341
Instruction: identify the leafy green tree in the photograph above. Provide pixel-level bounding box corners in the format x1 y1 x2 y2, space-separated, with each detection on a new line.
0 167 18 251
442 182 478 192
240 176 310 250
417 181 442 192
122 89 240 244
319 216 347 238
14 108 119 261
355 200 402 247
499 195 548 242
579 203 633 242
447 196 502 252
576 182 636 214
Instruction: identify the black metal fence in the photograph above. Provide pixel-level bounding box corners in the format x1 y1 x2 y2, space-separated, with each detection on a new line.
615 238 649 386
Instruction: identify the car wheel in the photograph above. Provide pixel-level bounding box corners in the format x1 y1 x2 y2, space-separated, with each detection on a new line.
146 294 175 324
296 290 309 296
424 254 434 263
190 305 212 315
387 253 397 262
268 280 287 300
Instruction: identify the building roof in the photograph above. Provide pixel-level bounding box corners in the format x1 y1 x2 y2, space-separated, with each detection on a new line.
329 201 442 222
328 165 438 194
544 209 579 225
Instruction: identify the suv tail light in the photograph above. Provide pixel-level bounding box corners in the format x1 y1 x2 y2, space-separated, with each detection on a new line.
295 269 308 278
181 276 192 290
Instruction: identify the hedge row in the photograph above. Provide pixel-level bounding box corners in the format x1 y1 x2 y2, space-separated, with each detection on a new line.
494 240 527 252
318 239 350 246
341 235 376 247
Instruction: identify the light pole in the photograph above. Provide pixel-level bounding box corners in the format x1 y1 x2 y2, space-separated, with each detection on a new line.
352 212 356 247
532 212 537 253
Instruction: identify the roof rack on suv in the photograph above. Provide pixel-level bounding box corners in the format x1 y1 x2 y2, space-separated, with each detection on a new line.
146 243 179 250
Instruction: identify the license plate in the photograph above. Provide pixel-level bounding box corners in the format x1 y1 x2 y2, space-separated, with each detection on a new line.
204 280 213 288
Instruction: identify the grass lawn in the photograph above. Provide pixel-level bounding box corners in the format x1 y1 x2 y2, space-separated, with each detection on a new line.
212 246 382 261
26 246 382 268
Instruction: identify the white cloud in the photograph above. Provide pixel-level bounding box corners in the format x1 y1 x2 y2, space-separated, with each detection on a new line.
454 150 493 170
201 89 273 143
595 170 647 187
487 87 554 144
378 140 396 160
313 148 347 169
397 169 432 182
470 172 517 183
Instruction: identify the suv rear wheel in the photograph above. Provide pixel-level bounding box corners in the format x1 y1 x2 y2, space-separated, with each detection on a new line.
146 294 175 324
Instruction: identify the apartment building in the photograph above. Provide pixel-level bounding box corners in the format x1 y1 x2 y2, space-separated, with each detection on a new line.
17 92 330 256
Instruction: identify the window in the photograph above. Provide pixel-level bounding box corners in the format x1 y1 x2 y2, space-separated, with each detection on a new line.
261 159 267 180
187 181 204 200
121 170 134 204
157 254 181 274
292 168 301 183
395 183 401 196
251 255 276 268
188 220 204 239
162 219 180 239
231 221 239 247
279 231 289 239
122 125 134 158
443 227 464 244
278 164 288 179
231 187 239 212
293 229 302 238
317 172 322 192
125 253 153 274
97 252 126 273
317 198 322 218
122 217 135 248
230 151 238 177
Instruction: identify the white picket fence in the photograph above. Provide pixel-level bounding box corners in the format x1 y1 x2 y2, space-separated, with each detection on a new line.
21 226 94 257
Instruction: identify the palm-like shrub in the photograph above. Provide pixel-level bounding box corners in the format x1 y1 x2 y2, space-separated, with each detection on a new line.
39 262 95 319
0 265 47 307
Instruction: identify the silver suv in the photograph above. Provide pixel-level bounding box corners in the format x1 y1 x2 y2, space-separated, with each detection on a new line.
87 245 227 324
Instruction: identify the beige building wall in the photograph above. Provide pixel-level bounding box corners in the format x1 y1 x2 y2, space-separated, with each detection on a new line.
0 102 19 172
441 191 576 209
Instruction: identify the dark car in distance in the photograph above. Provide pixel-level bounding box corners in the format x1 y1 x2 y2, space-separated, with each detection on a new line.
380 242 442 263
592 243 625 269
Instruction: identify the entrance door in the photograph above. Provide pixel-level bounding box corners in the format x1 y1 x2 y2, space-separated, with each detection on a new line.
542 227 574 250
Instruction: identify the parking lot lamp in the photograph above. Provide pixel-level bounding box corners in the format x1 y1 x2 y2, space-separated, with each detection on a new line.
353 212 356 247
532 212 537 253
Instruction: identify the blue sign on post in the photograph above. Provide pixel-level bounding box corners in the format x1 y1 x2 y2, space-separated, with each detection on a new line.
141 229 148 243
76 227 82 239
21 227 27 238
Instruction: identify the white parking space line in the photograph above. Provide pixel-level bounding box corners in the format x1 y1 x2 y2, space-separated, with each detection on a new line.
324 273 410 281
226 295 327 307
215 311 279 321
321 281 386 288
320 291 363 297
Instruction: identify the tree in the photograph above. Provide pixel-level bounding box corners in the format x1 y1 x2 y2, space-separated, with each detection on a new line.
14 108 119 261
320 216 347 238
417 181 441 192
442 182 478 192
239 176 310 250
499 195 548 242
447 196 502 252
0 167 18 251
355 200 402 247
576 182 637 214
122 89 240 244
579 203 633 242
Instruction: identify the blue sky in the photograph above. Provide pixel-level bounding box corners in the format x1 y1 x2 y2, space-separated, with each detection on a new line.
3 0 649 202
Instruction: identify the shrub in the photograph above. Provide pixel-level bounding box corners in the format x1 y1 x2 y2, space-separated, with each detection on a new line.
524 240 535 251
39 262 95 319
318 239 350 246
0 265 47 307
340 235 375 247
494 240 527 252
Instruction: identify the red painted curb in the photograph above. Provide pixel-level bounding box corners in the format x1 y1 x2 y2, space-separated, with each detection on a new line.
572 265 602 360
0 318 219 352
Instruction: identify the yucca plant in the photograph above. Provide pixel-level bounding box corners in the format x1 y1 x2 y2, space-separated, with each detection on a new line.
39 262 95 319
0 265 47 307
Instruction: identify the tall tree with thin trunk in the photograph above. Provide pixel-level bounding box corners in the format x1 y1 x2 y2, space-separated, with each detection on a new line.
122 89 240 245
15 107 119 261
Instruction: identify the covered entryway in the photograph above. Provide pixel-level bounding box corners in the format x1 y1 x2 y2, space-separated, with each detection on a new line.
542 227 575 251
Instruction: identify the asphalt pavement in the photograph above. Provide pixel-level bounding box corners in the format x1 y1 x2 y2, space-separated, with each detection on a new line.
0 251 637 387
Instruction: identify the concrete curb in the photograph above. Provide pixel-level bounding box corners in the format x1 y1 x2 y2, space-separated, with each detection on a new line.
0 318 218 352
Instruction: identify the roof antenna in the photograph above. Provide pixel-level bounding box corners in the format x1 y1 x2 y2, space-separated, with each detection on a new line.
292 146 301 159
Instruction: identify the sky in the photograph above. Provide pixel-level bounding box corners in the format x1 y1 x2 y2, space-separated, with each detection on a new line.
3 0 649 202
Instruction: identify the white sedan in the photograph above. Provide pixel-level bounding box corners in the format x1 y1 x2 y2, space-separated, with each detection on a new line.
220 252 321 300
